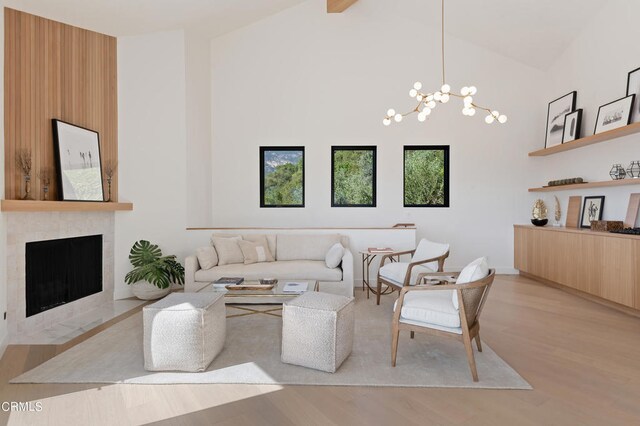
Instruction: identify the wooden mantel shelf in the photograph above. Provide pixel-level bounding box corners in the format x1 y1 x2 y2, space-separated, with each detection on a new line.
0 200 133 212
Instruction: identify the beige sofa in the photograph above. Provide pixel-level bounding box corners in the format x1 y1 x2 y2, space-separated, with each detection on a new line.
185 233 354 297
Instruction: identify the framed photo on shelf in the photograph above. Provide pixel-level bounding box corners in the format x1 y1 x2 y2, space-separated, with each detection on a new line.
562 109 582 143
52 119 104 202
594 95 635 134
545 91 576 149
626 66 640 123
581 196 605 229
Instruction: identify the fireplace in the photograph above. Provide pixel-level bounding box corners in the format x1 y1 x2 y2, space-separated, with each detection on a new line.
25 235 103 317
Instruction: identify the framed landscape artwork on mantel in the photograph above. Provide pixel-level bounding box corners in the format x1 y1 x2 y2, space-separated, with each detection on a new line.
52 119 104 202
260 146 305 208
545 91 576 148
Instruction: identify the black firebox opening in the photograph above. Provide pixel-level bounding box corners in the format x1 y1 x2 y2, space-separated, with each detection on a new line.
25 234 103 317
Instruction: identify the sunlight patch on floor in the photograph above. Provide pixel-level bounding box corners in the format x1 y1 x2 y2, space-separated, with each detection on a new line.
8 376 284 425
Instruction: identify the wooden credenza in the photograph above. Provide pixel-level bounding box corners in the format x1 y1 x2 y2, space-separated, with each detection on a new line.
514 225 640 314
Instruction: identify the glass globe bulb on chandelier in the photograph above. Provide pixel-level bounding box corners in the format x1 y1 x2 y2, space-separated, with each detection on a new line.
383 0 507 127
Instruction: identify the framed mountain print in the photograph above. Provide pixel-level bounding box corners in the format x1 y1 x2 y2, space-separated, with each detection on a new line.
260 146 305 208
545 91 576 148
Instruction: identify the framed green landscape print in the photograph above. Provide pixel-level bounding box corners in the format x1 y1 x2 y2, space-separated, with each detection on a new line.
331 146 377 207
403 145 449 207
260 146 305 208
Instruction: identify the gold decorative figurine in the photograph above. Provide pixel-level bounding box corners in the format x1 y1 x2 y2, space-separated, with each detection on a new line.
531 199 548 227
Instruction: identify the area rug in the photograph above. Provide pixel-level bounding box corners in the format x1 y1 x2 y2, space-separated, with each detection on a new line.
11 293 531 389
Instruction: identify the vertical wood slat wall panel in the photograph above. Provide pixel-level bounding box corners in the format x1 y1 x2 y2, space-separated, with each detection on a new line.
4 8 117 201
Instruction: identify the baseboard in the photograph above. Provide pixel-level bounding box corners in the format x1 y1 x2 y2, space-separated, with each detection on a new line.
494 267 519 275
0 332 8 361
520 271 640 319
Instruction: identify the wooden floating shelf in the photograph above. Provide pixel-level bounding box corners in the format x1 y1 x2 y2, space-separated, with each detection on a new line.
529 122 640 157
529 179 640 192
0 200 133 212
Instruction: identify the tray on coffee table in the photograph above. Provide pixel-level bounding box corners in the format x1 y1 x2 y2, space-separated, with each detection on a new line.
198 279 319 305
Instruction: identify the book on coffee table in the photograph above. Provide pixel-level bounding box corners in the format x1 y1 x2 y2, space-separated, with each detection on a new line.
214 277 244 285
283 281 308 293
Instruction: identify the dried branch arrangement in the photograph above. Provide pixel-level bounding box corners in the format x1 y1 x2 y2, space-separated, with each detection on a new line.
37 168 52 185
15 149 32 176
104 160 118 179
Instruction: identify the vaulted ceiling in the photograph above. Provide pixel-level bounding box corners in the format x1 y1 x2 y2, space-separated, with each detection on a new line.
4 0 610 70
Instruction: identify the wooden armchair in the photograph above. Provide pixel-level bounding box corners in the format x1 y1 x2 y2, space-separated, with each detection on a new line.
391 266 495 382
375 238 450 305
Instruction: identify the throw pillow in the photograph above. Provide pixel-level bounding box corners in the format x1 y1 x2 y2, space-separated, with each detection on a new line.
195 246 218 270
238 239 275 265
325 243 345 268
453 257 489 309
211 236 244 266
412 238 450 271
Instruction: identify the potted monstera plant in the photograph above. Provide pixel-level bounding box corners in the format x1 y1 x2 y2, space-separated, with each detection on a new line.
125 240 185 300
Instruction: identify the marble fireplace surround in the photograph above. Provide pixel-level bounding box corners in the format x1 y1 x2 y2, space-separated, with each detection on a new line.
6 211 114 341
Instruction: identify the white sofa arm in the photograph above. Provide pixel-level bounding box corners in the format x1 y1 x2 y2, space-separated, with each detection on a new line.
341 248 354 296
184 255 200 292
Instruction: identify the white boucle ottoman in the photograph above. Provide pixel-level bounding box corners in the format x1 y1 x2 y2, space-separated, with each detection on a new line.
281 292 355 373
143 292 226 372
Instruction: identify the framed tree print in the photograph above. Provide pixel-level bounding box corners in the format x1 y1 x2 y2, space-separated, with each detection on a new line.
331 146 376 207
403 145 449 207
581 196 605 228
52 119 104 201
260 146 305 208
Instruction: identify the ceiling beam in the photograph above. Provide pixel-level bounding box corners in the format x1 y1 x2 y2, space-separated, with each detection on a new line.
327 0 359 13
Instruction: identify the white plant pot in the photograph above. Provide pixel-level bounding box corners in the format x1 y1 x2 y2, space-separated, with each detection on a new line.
131 281 171 300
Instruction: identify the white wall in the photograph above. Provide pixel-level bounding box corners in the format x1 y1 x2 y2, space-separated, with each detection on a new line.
209 0 546 272
535 0 640 225
185 30 213 227
115 30 189 299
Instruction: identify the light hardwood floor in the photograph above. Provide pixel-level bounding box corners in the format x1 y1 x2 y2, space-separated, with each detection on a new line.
1 275 640 425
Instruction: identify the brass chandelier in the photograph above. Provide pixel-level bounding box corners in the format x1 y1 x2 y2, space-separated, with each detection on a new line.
383 0 507 126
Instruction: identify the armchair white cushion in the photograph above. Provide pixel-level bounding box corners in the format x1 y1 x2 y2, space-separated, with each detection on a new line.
379 262 435 286
453 257 489 309
412 239 450 271
394 290 460 331
392 257 489 332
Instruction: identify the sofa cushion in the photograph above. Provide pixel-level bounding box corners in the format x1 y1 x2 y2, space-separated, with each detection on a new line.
325 243 344 269
276 234 342 261
238 238 274 264
211 236 244 266
394 290 460 329
453 257 489 309
196 246 218 270
379 262 435 286
194 260 343 282
411 238 450 271
244 234 277 259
